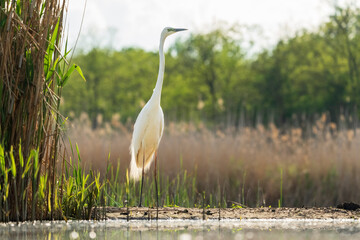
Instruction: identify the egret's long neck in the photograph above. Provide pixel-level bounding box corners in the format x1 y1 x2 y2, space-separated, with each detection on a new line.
151 35 166 104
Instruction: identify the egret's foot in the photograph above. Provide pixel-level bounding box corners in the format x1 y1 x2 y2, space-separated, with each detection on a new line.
138 203 143 208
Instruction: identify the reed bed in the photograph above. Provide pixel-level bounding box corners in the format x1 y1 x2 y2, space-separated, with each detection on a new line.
1 112 358 222
66 113 360 208
0 0 85 222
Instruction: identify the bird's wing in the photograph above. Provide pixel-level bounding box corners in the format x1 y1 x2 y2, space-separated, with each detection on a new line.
130 117 147 155
130 105 162 180
136 142 156 168
130 107 151 180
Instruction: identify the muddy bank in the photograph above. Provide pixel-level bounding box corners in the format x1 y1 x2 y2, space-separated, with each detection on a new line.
104 207 360 220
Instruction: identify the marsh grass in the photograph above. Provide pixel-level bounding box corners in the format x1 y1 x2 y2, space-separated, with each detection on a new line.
1 112 358 222
67 113 360 208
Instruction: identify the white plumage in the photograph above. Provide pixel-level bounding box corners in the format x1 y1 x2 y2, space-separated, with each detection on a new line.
130 101 164 180
129 27 187 182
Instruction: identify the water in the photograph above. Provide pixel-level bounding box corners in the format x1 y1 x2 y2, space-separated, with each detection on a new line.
1 219 360 240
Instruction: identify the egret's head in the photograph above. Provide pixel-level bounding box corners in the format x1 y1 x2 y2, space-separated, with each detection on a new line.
161 27 187 39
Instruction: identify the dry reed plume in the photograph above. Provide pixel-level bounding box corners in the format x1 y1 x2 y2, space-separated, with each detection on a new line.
66 113 360 207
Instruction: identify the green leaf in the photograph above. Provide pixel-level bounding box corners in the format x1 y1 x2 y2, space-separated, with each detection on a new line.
60 64 76 87
46 56 60 83
0 145 5 174
10 146 16 177
75 65 86 82
44 18 60 82
75 143 81 163
5 183 9 198
22 151 34 179
60 64 86 87
19 142 24 168
48 183 52 212
32 149 40 178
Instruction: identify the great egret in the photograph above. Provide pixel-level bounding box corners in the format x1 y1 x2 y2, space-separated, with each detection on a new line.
130 27 187 207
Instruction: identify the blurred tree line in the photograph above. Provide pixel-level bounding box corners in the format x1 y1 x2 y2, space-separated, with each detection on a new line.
61 6 360 129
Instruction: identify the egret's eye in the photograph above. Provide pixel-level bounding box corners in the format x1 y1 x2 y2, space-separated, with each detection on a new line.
167 28 174 32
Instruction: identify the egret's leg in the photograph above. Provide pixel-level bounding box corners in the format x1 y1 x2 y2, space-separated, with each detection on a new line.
154 151 159 220
139 148 145 207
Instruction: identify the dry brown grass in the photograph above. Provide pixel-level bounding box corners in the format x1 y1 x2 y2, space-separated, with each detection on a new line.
66 113 360 207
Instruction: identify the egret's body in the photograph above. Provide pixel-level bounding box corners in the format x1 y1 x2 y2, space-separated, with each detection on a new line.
130 98 164 180
129 27 186 206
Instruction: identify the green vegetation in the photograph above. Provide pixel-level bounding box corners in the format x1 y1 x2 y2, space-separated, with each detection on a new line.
0 0 84 222
62 6 360 128
0 143 101 221
0 141 224 222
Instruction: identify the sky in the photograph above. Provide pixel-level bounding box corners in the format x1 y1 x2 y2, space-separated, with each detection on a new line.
65 0 354 52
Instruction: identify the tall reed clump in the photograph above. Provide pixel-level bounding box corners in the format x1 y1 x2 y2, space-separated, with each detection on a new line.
0 0 85 222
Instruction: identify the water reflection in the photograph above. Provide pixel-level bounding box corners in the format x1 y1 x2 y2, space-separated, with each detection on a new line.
1 219 360 240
